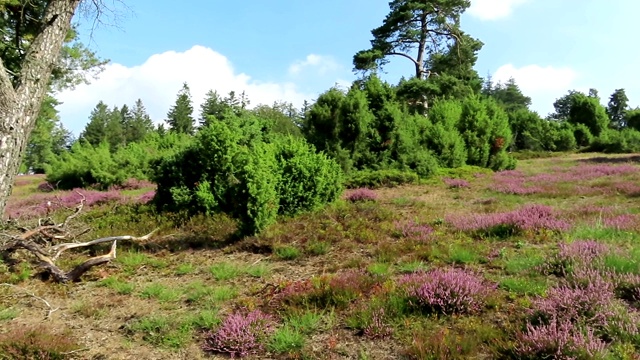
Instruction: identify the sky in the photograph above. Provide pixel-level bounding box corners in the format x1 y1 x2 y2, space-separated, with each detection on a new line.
56 0 640 136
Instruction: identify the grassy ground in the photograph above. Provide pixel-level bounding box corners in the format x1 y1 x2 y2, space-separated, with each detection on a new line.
2 153 640 359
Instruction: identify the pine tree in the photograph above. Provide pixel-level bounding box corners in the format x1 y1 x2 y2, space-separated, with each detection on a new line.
80 101 110 146
167 82 195 134
199 89 227 126
127 99 154 142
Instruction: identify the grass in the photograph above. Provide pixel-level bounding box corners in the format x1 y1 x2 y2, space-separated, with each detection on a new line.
5 153 640 359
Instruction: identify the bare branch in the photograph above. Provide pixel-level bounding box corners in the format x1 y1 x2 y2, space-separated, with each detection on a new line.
0 283 59 319
388 52 419 67
51 228 159 261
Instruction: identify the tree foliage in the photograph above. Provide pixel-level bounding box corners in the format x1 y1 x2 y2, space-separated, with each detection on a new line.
353 0 471 79
167 82 196 134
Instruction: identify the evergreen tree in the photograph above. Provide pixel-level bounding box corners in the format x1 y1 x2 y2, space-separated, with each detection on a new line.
491 78 531 113
127 99 154 142
22 95 72 173
80 101 110 146
167 82 195 134
199 89 228 126
105 105 125 151
607 89 629 129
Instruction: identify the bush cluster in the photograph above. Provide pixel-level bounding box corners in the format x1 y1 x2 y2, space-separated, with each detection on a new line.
152 115 343 235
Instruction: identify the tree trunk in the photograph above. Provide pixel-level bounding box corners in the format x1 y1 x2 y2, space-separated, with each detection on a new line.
0 0 82 217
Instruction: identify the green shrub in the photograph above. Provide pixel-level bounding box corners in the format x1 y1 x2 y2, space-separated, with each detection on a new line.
46 132 192 190
589 129 640 153
344 169 419 189
152 117 343 235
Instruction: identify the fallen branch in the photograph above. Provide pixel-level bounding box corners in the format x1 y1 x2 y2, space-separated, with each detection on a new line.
0 194 160 283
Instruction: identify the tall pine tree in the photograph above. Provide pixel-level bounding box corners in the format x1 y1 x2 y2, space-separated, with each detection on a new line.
167 82 195 134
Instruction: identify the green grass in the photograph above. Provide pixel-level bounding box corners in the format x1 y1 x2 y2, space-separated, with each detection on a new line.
245 262 272 278
268 325 305 354
274 245 302 260
208 261 243 280
175 262 196 275
499 276 548 296
126 315 193 349
139 283 182 302
99 276 136 295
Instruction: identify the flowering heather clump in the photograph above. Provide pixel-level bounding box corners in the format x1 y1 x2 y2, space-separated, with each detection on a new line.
345 188 377 202
543 241 609 278
530 281 615 327
202 309 275 358
137 190 156 204
515 318 607 359
559 240 609 264
613 181 640 197
398 268 495 315
395 219 434 242
363 308 393 339
601 214 639 231
5 189 129 219
446 204 570 235
442 177 470 189
490 178 544 195
614 273 640 304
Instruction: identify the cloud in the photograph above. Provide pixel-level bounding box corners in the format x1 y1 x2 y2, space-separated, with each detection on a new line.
288 54 341 76
56 45 326 135
468 0 529 20
492 63 579 116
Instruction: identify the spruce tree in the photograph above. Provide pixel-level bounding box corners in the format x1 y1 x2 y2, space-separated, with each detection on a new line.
167 82 195 134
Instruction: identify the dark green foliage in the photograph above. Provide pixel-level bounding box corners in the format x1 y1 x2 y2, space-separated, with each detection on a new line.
46 132 193 190
457 96 514 170
589 129 640 153
345 169 419 189
22 95 72 173
508 109 547 151
425 100 467 167
488 77 531 113
353 0 471 79
624 108 640 131
152 115 343 235
167 82 196 135
252 102 302 137
567 93 610 136
570 123 594 147
607 89 629 129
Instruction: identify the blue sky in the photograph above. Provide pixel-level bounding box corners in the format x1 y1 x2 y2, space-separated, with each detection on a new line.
57 0 640 135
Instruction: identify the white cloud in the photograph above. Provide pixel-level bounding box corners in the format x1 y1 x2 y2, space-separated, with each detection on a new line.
56 45 326 135
492 63 579 116
288 54 340 76
468 0 529 20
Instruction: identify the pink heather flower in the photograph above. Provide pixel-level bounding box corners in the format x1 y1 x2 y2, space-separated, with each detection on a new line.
395 220 434 242
601 214 639 231
137 190 156 204
515 318 607 359
345 188 377 202
558 240 609 264
202 310 275 358
442 177 470 189
530 280 615 327
446 204 570 234
398 268 495 315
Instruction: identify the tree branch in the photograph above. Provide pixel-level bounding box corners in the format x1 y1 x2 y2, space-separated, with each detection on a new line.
50 228 159 261
387 52 419 67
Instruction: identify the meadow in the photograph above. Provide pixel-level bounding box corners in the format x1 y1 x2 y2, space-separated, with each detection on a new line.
2 152 640 359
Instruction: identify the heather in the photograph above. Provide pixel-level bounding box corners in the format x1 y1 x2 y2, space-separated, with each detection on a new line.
4 153 640 359
446 203 570 236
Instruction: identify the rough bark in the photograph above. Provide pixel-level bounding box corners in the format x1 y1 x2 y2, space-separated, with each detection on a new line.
0 0 82 217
